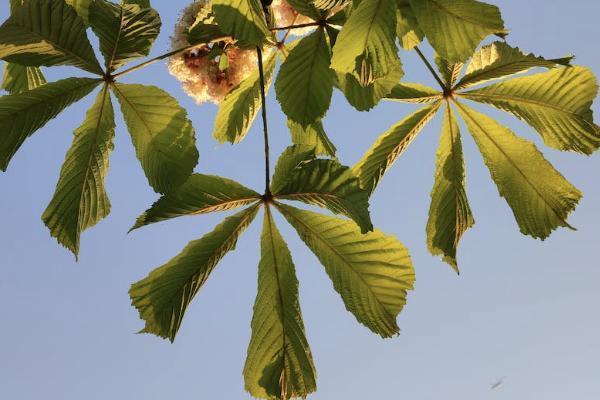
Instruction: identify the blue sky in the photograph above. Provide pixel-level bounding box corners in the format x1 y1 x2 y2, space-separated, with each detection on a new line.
1 1 599 399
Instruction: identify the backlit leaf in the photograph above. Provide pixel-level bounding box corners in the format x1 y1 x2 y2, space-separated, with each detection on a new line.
1 63 46 94
335 66 403 111
212 0 270 46
385 82 442 103
287 119 337 157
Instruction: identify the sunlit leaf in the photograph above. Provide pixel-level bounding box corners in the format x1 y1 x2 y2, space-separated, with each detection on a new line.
434 55 463 88
111 83 199 193
285 0 323 20
456 102 581 239
42 85 115 256
0 0 103 74
244 206 317 400
396 0 423 50
335 66 403 111
385 82 442 103
426 104 473 272
129 205 261 341
212 0 270 46
271 145 317 194
1 63 46 94
287 119 337 157
131 174 260 230
276 203 415 337
0 77 100 171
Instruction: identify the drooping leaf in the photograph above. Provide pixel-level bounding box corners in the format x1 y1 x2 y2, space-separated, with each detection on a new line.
335 66 403 111
426 104 473 272
276 203 415 337
111 83 199 193
42 85 115 256
460 66 600 154
287 119 337 157
385 82 442 103
274 159 373 233
212 0 270 46
0 77 100 171
330 0 402 84
0 0 103 74
129 205 261 341
395 0 423 50
275 27 333 126
409 0 506 62
434 55 463 88
271 145 317 193
244 206 317 400
353 102 442 194
213 50 276 144
131 174 261 231
456 102 582 239
1 63 46 94
455 41 573 89
89 0 161 72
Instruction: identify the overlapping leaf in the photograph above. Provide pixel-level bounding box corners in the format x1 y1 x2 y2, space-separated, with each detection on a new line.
131 174 260 230
456 102 581 239
396 0 423 50
42 85 115 256
0 77 100 171
1 63 46 94
277 203 414 337
130 205 260 341
111 83 199 193
270 145 317 193
244 207 317 400
435 55 463 88
335 66 404 111
385 82 442 103
287 119 337 157
212 0 270 46
0 0 102 74
89 0 161 72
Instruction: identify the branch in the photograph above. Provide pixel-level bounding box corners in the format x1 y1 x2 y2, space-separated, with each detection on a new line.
256 46 271 197
414 46 447 91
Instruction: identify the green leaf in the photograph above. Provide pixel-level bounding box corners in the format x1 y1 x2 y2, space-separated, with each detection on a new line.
1 63 46 94
455 41 573 89
434 55 463 88
285 0 323 20
426 104 473 272
0 77 100 171
213 50 277 144
271 145 317 193
335 65 403 111
131 174 261 231
456 102 581 239
276 203 415 337
42 85 115 257
353 102 442 194
65 0 92 24
330 0 402 83
460 66 600 154
129 205 261 341
409 0 506 62
111 83 199 193
187 23 226 45
244 206 317 400
0 0 103 74
273 159 373 233
311 0 350 11
275 27 333 126
89 0 161 72
396 0 423 50
212 0 270 46
385 82 442 103
287 119 337 157
123 0 151 8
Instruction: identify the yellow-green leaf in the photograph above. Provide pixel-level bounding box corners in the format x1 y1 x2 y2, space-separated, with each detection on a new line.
1 63 46 94
385 82 442 103
212 0 270 46
287 119 337 157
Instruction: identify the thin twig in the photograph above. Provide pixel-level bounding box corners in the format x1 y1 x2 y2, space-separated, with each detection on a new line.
256 46 271 197
271 21 322 31
414 46 447 90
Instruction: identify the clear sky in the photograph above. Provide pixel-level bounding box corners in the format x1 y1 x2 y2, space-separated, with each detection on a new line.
1 1 599 399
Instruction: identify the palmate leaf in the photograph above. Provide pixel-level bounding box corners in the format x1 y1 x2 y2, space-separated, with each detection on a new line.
273 159 373 233
89 0 161 73
111 83 199 193
286 0 323 20
330 0 402 84
455 41 573 89
396 0 423 51
0 0 103 74
275 27 333 126
409 0 506 63
65 0 92 24
130 205 260 341
276 203 414 338
212 0 270 46
271 145 317 194
426 104 473 272
123 0 152 7
460 66 600 154
213 50 277 144
385 82 442 103
434 55 463 88
1 63 46 94
244 207 317 400
131 174 261 230
353 102 442 194
456 102 581 239
287 119 337 157
0 77 101 171
335 66 403 111
42 85 115 256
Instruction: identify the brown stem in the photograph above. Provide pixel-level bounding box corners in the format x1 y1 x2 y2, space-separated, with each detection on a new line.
414 46 447 91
